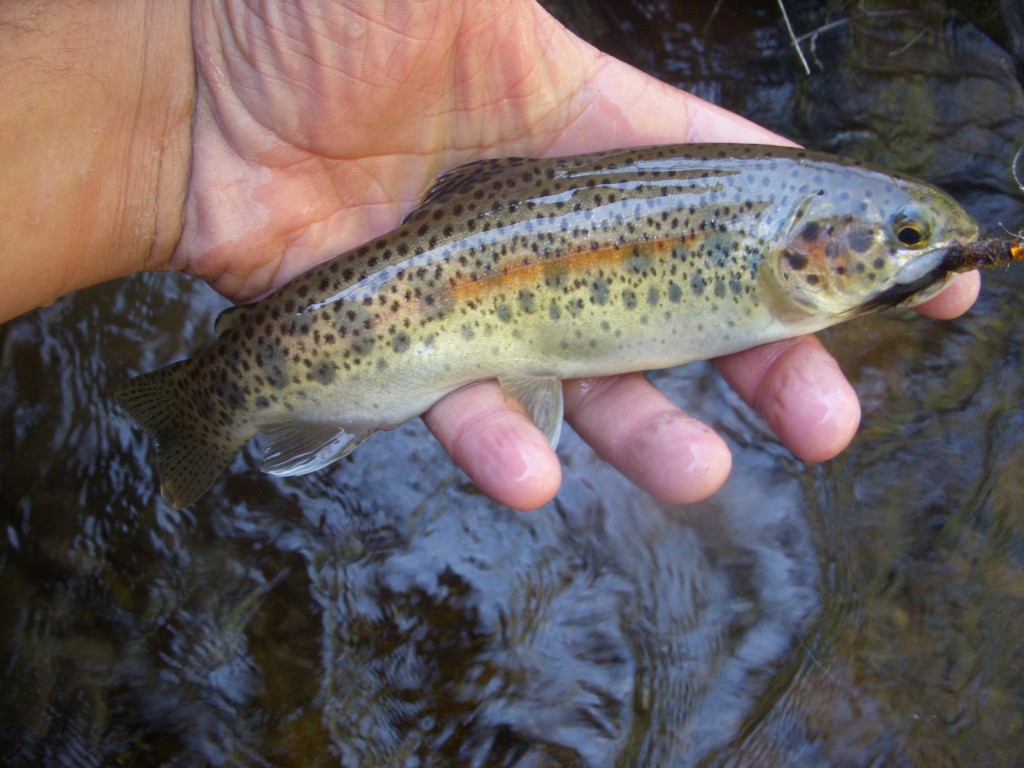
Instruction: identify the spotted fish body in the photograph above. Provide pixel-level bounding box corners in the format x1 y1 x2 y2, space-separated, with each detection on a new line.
118 144 979 508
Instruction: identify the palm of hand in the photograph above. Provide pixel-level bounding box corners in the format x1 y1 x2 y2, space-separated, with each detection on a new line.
180 2 586 299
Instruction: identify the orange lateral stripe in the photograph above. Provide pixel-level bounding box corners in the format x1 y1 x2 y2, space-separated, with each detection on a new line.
445 236 685 303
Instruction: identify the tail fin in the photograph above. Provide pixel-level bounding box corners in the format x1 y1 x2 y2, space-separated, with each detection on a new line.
116 361 249 509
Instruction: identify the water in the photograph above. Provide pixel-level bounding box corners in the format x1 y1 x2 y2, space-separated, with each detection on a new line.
2 1 1023 765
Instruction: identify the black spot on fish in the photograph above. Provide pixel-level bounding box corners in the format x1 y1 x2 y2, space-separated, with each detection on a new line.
798 222 823 240
517 290 535 313
352 336 376 355
312 360 336 385
627 251 652 274
267 366 288 390
784 250 809 271
389 335 409 356
849 227 874 253
544 269 567 289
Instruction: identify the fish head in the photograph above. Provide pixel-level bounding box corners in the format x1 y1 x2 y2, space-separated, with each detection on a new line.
762 172 979 319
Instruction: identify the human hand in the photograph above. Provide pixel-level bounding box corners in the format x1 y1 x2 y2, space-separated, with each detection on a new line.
176 0 978 508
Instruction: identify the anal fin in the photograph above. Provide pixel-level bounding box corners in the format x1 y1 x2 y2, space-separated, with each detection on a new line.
498 372 564 449
260 421 375 477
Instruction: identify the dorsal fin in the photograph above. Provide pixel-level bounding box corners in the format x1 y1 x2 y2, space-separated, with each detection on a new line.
214 303 256 336
403 157 524 223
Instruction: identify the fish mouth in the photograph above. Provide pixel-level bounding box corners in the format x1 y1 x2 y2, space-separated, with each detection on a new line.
852 245 959 314
853 237 1024 314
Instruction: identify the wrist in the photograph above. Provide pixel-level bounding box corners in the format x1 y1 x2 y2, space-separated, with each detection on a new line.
131 1 196 275
0 1 194 322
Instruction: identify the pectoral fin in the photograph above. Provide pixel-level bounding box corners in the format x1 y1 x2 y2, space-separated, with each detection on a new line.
498 372 564 449
260 421 375 477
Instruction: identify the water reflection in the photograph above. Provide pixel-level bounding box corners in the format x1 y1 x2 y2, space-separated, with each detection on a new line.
2 1 1024 766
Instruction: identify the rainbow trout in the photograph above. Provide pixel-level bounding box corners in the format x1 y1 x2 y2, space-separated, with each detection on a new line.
118 144 1013 508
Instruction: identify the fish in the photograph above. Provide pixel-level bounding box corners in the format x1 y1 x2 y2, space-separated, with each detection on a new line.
117 143 1009 509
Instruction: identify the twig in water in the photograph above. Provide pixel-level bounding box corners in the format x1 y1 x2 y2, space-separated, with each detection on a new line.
998 223 1024 240
700 0 725 38
887 28 928 57
793 9 914 72
776 0 811 75
1012 144 1024 194
797 633 828 674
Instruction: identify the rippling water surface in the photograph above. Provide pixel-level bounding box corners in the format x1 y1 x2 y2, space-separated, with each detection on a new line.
2 1 1023 765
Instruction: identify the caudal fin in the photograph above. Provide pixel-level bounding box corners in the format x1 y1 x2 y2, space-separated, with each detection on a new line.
116 361 249 509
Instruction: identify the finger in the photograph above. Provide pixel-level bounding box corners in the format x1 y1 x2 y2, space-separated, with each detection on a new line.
423 380 562 511
681 91 798 146
563 373 732 504
913 271 980 320
714 336 861 462
551 47 794 152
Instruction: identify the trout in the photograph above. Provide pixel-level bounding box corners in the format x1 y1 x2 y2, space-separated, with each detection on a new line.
118 144 1014 509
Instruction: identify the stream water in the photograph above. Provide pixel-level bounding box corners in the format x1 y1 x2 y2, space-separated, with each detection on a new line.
2 1 1022 765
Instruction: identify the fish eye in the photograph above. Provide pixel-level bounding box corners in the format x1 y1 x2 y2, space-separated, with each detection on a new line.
891 209 930 249
897 223 925 247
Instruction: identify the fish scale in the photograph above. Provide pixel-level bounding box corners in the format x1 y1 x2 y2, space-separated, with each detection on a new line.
118 143 982 508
